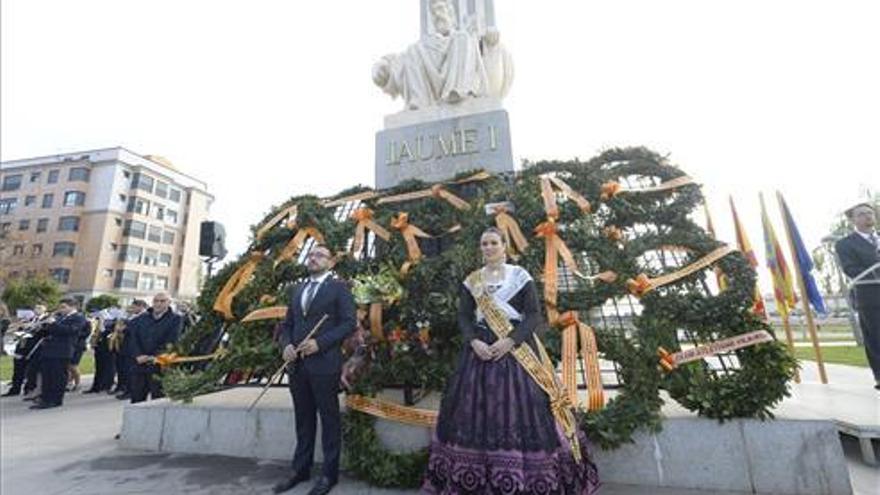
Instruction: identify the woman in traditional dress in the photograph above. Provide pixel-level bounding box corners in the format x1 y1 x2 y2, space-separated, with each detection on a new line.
422 227 600 494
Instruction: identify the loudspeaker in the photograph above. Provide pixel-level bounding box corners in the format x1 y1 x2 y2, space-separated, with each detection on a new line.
199 221 227 259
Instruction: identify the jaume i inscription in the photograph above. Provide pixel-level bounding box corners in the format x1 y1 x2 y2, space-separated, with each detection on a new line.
385 126 501 166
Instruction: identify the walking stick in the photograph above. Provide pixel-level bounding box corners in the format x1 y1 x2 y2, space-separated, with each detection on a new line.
247 314 329 412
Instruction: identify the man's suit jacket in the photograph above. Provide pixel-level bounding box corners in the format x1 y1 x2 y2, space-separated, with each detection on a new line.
279 276 356 375
835 232 880 309
41 312 89 359
128 309 183 358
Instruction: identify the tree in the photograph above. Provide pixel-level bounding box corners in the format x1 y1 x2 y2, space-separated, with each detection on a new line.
85 294 120 313
1 276 62 313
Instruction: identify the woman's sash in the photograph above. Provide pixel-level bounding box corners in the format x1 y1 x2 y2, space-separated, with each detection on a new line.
465 270 583 462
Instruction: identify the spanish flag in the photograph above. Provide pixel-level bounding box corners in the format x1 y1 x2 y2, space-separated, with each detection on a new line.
729 197 767 319
759 193 797 318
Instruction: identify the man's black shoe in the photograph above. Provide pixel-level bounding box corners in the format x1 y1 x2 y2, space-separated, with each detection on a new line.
1 389 21 397
29 401 60 410
115 392 131 400
22 395 39 402
272 473 310 493
306 477 335 495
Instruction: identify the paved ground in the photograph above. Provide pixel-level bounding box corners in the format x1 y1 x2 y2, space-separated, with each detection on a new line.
2 367 877 495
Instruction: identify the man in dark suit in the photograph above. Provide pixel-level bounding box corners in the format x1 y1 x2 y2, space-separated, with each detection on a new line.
128 292 182 403
834 202 880 390
30 298 89 409
273 244 356 495
114 299 148 399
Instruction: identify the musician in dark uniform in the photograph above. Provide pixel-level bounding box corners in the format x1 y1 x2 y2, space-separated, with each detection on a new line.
272 244 356 495
30 298 89 409
2 305 49 397
114 299 147 399
84 310 119 394
835 202 880 390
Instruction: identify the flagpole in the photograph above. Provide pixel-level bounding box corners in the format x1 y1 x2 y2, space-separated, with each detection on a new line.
780 313 800 383
776 191 827 384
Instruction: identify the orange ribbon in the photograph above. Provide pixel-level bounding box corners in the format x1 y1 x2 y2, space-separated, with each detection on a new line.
322 190 380 208
600 181 623 201
274 227 325 267
153 348 227 368
535 219 585 312
541 175 592 217
493 205 529 259
657 347 676 372
350 207 391 259
377 185 471 211
241 306 288 323
391 212 431 271
603 225 623 243
626 273 653 298
627 245 736 298
554 311 605 411
255 204 298 241
213 252 264 320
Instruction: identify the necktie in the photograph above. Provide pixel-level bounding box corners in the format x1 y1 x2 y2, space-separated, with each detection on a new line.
302 281 319 314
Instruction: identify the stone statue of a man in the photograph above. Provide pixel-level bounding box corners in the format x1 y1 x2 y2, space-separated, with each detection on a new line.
372 0 513 111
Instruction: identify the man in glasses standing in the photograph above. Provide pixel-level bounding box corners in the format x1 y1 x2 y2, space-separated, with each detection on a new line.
273 244 356 495
128 292 182 403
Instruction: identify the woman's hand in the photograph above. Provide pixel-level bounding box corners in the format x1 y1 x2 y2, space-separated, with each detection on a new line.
490 337 515 361
470 339 494 361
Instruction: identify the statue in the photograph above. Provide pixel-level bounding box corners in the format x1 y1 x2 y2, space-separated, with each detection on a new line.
372 0 513 111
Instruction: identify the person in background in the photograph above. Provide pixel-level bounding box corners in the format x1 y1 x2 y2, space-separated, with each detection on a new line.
84 308 119 394
20 304 51 401
67 309 94 392
128 292 182 403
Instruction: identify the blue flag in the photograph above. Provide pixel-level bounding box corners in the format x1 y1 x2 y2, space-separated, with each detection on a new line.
778 193 827 315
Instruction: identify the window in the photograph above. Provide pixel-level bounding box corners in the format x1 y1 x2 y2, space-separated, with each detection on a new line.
47 170 60 184
158 252 173 267
18 219 29 231
139 273 155 291
103 268 114 278
148 225 162 243
131 173 154 193
169 188 182 203
166 209 178 225
53 242 76 257
63 191 86 207
119 244 143 263
2 175 22 191
0 222 10 233
162 230 175 245
68 167 90 182
118 194 127 203
0 198 17 215
32 244 43 256
30 171 41 183
13 245 24 256
36 218 48 233
51 268 71 284
155 181 168 198
127 197 149 215
42 194 54 208
25 195 36 206
123 170 131 179
114 270 139 289
58 216 80 232
110 242 118 251
153 204 165 221
156 276 169 290
143 248 158 266
123 220 147 239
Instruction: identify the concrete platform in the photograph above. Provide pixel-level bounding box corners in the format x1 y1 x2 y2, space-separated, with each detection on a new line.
121 386 856 495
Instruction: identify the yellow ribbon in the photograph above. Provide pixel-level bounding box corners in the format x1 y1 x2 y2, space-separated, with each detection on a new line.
255 204 298 241
602 176 696 201
369 303 384 341
322 190 381 208
213 252 264 320
274 227 325 267
241 306 289 323
627 245 736 298
493 205 529 259
345 395 439 428
350 207 391 259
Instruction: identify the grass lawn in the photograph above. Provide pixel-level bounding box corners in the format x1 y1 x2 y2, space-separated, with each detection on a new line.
793 345 868 367
0 352 95 382
773 323 858 342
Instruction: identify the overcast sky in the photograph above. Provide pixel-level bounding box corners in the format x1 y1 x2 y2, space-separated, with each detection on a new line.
2 1 877 289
